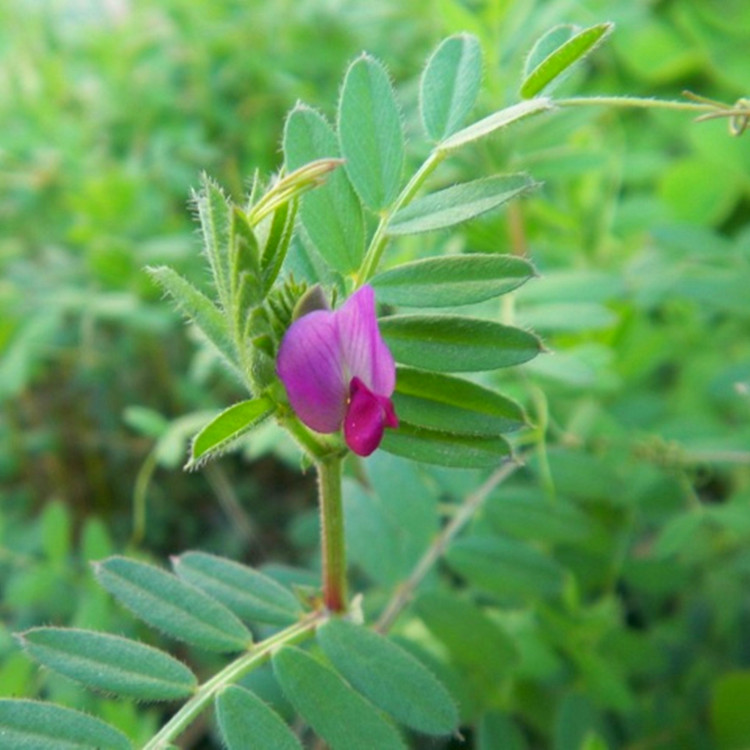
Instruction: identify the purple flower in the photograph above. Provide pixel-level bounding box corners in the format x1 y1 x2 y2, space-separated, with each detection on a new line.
277 285 398 456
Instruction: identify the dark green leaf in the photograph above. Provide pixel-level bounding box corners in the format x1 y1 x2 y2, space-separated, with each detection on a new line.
415 591 518 687
215 685 302 750
365 452 440 571
479 712 528 750
317 619 458 735
19 628 196 701
258 198 297 293
379 314 543 371
338 54 404 211
343 479 404 586
711 671 750 750
284 105 365 273
388 175 537 235
188 397 276 468
446 536 564 599
521 23 614 99
438 98 553 152
371 253 535 307
420 33 482 141
273 646 406 750
393 366 526 435
173 552 302 625
0 699 132 750
94 557 252 652
381 422 511 468
486 488 594 544
553 693 607 750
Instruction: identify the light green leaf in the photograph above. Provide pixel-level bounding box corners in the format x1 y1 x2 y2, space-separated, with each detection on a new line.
381 422 511 468
420 33 483 141
438 97 553 152
379 314 543 371
230 208 262 312
521 22 614 99
284 105 365 273
19 628 196 701
446 536 564 599
216 685 302 750
393 366 526 435
94 557 252 652
0 699 132 750
194 174 233 310
173 552 302 625
147 266 236 367
415 591 518 686
317 619 458 735
388 175 537 235
338 54 404 211
273 646 407 750
371 253 535 307
188 397 276 468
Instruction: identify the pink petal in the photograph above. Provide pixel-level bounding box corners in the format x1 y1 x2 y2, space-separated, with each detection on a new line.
335 286 395 396
276 309 347 433
344 377 399 457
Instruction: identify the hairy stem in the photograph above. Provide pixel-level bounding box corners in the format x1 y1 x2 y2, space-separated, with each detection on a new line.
556 95 718 113
375 457 523 633
142 614 322 750
317 455 347 612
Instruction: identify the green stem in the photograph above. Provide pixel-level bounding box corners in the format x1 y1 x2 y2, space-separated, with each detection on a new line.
556 95 718 114
356 149 447 285
317 455 347 612
142 614 322 750
278 411 340 461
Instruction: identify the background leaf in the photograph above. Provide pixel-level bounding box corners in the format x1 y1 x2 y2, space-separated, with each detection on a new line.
420 33 483 141
415 591 518 688
446 536 565 600
337 54 404 211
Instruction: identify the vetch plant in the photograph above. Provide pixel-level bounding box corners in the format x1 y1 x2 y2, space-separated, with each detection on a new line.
2 23 746 750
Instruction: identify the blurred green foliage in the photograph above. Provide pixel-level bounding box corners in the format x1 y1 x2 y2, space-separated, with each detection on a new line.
1 0 750 748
